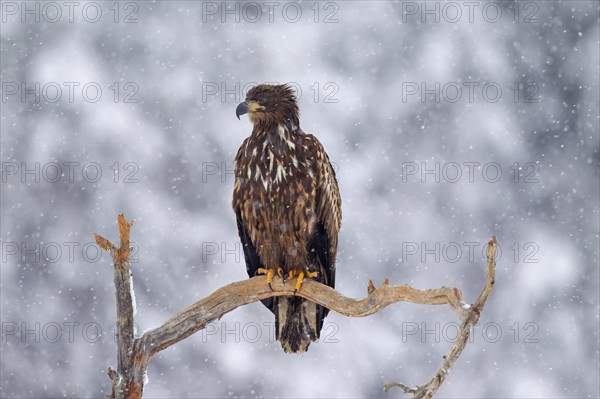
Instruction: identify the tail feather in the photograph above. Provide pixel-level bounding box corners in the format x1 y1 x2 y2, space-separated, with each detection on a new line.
276 297 324 353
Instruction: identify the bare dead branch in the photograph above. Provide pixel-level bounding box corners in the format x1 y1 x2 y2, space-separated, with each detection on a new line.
94 215 496 399
94 214 140 398
385 235 497 399
383 382 418 394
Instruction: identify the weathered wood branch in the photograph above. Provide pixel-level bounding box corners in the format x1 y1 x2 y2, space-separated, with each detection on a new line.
94 214 138 398
94 215 496 399
384 235 497 398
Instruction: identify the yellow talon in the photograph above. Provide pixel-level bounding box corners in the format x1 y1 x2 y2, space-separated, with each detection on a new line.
257 267 275 290
266 269 274 290
277 267 284 278
294 271 305 293
306 270 319 278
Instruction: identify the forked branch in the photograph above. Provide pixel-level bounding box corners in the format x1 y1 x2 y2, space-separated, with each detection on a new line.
384 235 497 398
94 214 496 399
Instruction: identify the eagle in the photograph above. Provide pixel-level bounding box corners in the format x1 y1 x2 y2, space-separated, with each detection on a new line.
232 83 342 353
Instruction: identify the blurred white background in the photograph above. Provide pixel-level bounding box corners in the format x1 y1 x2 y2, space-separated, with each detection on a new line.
1 1 598 397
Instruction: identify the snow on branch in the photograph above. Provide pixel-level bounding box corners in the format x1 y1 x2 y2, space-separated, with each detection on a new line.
93 214 497 399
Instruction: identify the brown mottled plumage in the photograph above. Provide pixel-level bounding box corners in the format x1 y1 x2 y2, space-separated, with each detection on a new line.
232 84 341 353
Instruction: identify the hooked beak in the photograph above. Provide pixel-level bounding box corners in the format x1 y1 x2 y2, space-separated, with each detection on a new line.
236 101 248 120
236 100 263 120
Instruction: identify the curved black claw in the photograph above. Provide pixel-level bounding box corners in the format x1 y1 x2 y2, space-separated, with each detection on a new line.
279 267 286 283
257 267 275 291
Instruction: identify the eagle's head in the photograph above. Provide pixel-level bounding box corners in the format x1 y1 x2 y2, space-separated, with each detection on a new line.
236 84 299 128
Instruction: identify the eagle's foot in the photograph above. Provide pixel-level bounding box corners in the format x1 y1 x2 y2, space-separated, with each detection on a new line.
287 270 320 294
292 271 310 295
277 267 285 278
257 267 275 291
306 270 319 278
294 271 305 294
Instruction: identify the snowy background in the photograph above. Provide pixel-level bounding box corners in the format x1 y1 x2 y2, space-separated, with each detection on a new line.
1 1 599 397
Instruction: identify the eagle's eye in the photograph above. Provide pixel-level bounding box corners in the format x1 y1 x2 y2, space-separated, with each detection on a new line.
259 97 267 104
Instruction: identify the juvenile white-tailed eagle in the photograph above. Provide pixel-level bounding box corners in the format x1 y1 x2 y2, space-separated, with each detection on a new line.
233 84 342 353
